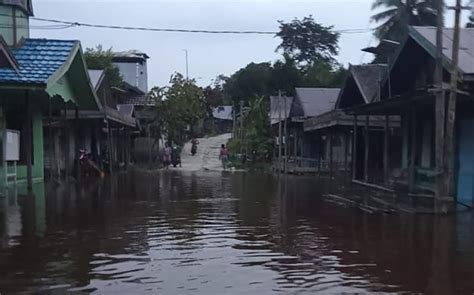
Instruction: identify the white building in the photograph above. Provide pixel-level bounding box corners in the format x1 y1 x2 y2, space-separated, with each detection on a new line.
112 50 149 94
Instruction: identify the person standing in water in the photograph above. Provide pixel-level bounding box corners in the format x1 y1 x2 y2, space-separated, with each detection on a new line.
163 142 172 169
219 144 229 170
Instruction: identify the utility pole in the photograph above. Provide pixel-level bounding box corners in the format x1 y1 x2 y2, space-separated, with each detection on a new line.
445 0 468 200
182 49 189 80
434 0 446 205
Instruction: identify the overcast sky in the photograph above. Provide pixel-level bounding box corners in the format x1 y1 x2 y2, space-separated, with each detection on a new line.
32 0 468 89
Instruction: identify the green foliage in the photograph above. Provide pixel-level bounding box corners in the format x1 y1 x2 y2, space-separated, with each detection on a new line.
84 45 123 88
149 73 207 145
371 0 439 42
276 15 340 66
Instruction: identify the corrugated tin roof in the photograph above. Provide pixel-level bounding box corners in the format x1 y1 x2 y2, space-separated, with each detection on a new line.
351 64 387 103
294 88 340 117
212 106 233 121
0 39 76 84
88 69 104 89
120 95 155 106
411 26 474 75
270 96 293 125
113 50 149 60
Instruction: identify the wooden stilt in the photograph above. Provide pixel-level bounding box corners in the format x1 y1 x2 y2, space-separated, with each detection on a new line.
64 104 70 180
48 98 54 179
25 91 32 191
278 91 282 173
107 119 113 174
364 115 369 183
344 129 349 173
318 135 322 175
409 109 417 192
352 115 358 180
329 131 334 177
384 115 390 185
284 95 288 175
75 107 81 182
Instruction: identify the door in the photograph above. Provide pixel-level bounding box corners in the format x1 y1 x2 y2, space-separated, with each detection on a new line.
457 118 474 206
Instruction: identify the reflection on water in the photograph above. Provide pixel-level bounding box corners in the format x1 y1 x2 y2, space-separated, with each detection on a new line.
0 171 473 294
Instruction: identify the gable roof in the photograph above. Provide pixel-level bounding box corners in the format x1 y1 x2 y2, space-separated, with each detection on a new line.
270 95 293 125
294 88 340 118
0 39 77 85
88 69 104 90
336 64 387 108
212 106 233 121
0 38 100 110
410 26 474 77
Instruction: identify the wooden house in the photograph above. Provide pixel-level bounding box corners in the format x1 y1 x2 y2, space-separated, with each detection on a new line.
211 106 233 134
304 64 401 177
270 88 340 173
352 26 474 206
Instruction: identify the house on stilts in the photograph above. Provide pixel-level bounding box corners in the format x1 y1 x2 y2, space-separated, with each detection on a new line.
351 26 474 206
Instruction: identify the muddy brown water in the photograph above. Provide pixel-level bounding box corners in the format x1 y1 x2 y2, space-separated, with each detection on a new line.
0 171 473 294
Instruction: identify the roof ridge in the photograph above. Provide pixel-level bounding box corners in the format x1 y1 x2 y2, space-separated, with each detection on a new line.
25 38 78 43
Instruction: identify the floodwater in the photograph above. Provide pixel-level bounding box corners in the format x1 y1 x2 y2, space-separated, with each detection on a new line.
0 171 473 294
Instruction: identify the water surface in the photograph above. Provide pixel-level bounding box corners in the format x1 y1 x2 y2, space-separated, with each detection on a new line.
0 171 473 294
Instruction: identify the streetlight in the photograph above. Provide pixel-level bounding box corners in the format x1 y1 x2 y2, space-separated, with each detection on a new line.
182 49 189 80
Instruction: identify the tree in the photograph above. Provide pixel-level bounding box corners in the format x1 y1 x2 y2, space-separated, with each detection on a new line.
276 15 340 67
150 73 207 145
84 45 123 87
371 0 439 42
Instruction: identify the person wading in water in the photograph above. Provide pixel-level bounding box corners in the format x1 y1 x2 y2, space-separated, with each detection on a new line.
219 144 229 170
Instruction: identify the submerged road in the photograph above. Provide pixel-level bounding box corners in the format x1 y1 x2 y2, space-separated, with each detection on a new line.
178 133 232 172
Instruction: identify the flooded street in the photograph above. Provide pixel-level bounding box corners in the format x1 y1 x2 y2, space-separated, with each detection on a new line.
1 171 474 294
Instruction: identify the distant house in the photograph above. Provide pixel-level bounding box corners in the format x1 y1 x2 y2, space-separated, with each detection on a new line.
112 50 149 94
352 26 474 206
212 106 233 134
270 88 340 173
304 65 397 175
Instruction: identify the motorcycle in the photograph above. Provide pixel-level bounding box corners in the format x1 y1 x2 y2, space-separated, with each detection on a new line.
79 149 103 177
171 146 182 167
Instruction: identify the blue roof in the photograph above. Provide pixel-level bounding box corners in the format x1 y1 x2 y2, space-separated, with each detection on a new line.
0 39 77 85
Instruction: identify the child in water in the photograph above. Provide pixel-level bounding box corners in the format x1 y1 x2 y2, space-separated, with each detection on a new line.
219 144 229 170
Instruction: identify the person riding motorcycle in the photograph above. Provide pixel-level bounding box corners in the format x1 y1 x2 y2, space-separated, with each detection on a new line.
191 138 199 156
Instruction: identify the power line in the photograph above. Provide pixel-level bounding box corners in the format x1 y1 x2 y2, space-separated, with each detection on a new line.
0 12 376 34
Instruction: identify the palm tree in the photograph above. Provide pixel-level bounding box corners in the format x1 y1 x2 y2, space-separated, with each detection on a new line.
371 0 440 42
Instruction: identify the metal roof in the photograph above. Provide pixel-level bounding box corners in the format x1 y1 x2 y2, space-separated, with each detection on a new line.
351 64 387 103
410 26 474 75
270 95 293 125
212 106 233 121
88 69 104 90
0 39 77 84
113 50 149 60
294 88 340 117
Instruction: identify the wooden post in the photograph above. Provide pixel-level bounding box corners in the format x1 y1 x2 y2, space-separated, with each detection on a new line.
48 98 54 179
384 115 390 185
434 0 446 201
364 115 369 183
75 107 81 182
344 130 349 173
444 0 463 199
352 115 358 180
232 103 236 139
318 135 322 175
294 130 298 158
107 119 113 174
63 104 70 180
240 100 244 144
409 109 417 192
284 94 288 175
278 91 282 173
329 131 334 177
25 91 32 191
